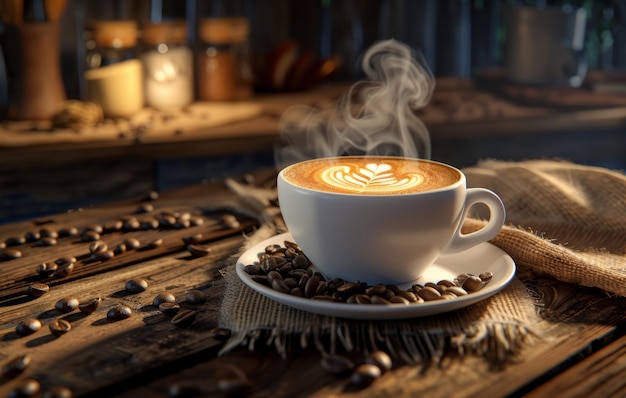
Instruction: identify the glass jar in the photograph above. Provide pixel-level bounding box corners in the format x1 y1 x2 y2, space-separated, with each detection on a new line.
140 21 193 110
84 20 143 118
197 18 253 101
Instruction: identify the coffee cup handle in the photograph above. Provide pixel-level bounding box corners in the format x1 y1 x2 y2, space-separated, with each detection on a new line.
444 188 506 254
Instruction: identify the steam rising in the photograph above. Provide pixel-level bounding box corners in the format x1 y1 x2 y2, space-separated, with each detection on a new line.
275 39 435 169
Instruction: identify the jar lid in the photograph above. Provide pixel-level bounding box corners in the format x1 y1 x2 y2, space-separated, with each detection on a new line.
90 20 138 48
141 21 187 45
198 17 249 44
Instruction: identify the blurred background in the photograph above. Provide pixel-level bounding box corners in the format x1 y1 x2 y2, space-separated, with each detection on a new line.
0 0 625 223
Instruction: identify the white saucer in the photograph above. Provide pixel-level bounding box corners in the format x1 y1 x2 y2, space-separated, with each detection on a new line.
235 232 516 320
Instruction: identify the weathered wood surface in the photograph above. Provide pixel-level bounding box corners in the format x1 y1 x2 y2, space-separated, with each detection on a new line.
0 171 625 397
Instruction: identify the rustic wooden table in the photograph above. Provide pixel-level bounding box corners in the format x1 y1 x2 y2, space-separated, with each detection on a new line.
1 169 625 398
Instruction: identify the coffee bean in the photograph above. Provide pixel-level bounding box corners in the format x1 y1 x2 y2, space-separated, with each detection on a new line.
145 238 163 249
8 378 40 398
320 354 355 376
113 243 127 255
462 275 484 292
78 297 102 314
135 203 154 214
16 318 42 336
370 295 392 305
103 220 123 233
25 283 49 298
140 218 160 230
388 296 410 305
416 286 442 301
159 215 177 228
210 327 232 341
291 254 309 269
437 279 456 288
181 234 202 245
347 294 371 304
58 227 79 237
158 302 180 317
54 262 75 278
0 241 5 249
271 278 290 294
171 309 196 328
42 386 73 398
397 291 420 303
124 238 141 250
37 237 57 246
107 305 132 321
217 378 250 397
24 231 40 242
243 264 262 275
2 354 31 378
222 214 240 229
266 270 282 284
39 227 58 239
185 290 206 304
82 224 103 234
5 236 26 246
55 297 79 313
189 216 204 227
55 257 77 266
365 350 392 373
1 249 22 261
479 271 494 283
49 319 72 336
125 278 148 293
304 275 321 298
81 230 100 242
90 250 114 261
153 292 176 307
351 363 381 388
89 240 108 254
445 286 468 296
187 244 211 257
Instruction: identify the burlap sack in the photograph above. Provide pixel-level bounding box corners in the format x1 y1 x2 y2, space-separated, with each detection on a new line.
218 159 626 364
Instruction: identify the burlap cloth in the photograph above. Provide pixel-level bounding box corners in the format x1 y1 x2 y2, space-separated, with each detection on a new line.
218 159 626 365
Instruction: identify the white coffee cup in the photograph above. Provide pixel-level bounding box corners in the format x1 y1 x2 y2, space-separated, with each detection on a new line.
277 156 506 285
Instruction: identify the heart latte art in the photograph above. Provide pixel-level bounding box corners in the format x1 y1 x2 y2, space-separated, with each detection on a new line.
282 157 461 195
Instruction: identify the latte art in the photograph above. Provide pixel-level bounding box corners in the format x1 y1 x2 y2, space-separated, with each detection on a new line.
282 157 462 195
322 163 424 193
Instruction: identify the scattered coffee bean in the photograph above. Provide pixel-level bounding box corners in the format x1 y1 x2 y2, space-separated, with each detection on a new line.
140 218 160 230
49 319 72 336
158 302 180 317
5 236 26 246
189 216 204 226
0 241 5 249
185 289 206 304
42 386 73 398
1 249 22 261
123 238 141 250
24 231 41 242
81 231 100 242
39 227 58 239
135 203 154 214
145 191 159 201
55 257 77 266
89 240 108 254
37 237 58 246
221 214 240 229
187 244 211 257
25 283 49 298
153 292 176 307
171 309 196 328
351 363 381 388
78 297 102 314
104 220 123 233
1 354 31 378
36 262 58 277
54 262 75 278
181 234 202 245
320 354 355 376
55 297 79 313
113 243 127 255
90 250 115 261
8 378 40 398
107 305 132 321
365 350 392 373
125 278 148 293
210 327 232 341
145 238 163 249
82 224 103 234
58 227 79 237
15 318 42 336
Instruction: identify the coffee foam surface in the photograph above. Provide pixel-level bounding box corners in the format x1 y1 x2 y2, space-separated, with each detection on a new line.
283 157 461 194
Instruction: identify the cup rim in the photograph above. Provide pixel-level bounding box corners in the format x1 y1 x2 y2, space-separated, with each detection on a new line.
278 156 466 196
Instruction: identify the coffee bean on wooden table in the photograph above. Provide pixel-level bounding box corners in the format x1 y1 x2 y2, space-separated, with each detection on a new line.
1 354 31 378
90 250 115 261
185 290 206 304
135 203 154 214
89 240 108 254
37 237 57 246
5 236 26 246
153 292 176 307
78 297 102 314
58 226 79 237
15 319 42 336
82 224 103 234
42 385 73 398
123 238 141 250
1 249 22 261
55 257 77 267
24 231 40 242
39 227 58 239
125 278 148 293
49 319 72 337
181 234 202 245
158 302 180 317
145 238 163 249
81 230 100 242
55 297 79 313
104 220 123 233
36 262 58 277
107 305 132 321
25 283 49 298
7 378 40 398
171 309 196 328
187 244 211 257
0 241 5 249
54 262 75 278
350 363 382 388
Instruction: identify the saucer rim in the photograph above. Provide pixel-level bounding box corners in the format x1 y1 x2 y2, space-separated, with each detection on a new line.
235 232 516 320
